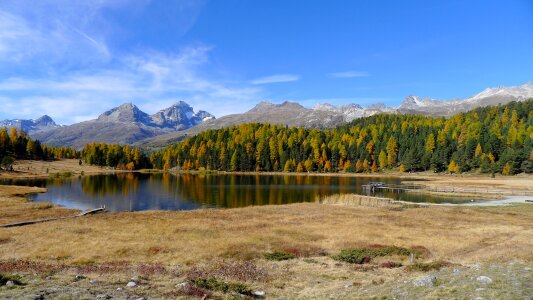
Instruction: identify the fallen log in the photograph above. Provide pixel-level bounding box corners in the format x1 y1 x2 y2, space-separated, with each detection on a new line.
0 207 106 228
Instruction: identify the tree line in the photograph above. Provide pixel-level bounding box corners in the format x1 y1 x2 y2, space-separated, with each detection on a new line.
150 100 533 175
0 127 79 170
0 128 151 171
82 143 151 170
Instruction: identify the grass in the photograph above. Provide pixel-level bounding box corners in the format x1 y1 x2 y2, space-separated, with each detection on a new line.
406 261 451 272
1 185 532 266
0 182 532 298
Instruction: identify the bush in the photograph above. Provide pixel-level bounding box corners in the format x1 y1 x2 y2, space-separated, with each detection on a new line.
190 277 252 295
380 261 403 268
264 251 296 261
332 248 373 264
333 245 418 264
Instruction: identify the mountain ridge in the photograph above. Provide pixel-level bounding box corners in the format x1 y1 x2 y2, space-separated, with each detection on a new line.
30 101 215 149
0 115 61 134
5 82 532 149
137 82 533 148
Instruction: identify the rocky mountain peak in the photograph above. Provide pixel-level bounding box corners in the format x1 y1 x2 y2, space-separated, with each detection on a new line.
34 115 56 126
98 102 151 123
150 101 215 130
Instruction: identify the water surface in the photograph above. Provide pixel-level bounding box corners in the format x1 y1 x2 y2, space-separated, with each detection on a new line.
1 173 473 211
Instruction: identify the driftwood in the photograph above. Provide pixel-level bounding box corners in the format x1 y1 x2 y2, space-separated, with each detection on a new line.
0 207 106 228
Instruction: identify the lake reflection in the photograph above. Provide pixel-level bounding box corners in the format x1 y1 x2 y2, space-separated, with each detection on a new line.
1 173 471 211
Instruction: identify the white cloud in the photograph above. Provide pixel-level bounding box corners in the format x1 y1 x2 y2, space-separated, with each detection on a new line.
0 1 264 124
0 46 263 124
329 71 369 78
0 0 154 68
250 74 300 85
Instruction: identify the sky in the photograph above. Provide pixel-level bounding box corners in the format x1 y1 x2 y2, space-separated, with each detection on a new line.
0 0 532 124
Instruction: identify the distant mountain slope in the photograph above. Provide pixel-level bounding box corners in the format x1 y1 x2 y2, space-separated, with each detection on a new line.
32 102 214 149
136 101 349 148
138 83 533 149
397 82 533 116
0 115 61 134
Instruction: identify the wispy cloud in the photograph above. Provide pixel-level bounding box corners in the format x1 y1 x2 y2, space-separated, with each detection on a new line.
329 71 369 78
250 74 300 85
0 46 262 124
0 1 264 124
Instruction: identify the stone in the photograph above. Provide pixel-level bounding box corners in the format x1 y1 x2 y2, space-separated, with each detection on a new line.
253 290 266 297
175 282 189 288
126 281 137 287
471 264 481 270
116 288 123 291
131 275 139 281
476 276 492 284
413 275 437 287
453 268 461 275
96 294 112 299
74 275 85 281
5 280 15 286
231 292 246 298
476 288 485 292
344 283 353 289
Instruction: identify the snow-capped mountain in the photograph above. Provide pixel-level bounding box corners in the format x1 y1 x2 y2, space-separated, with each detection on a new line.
32 101 215 149
397 82 533 116
0 115 61 134
151 101 215 130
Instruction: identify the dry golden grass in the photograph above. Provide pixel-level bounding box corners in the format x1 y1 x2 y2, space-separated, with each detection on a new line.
1 183 532 266
1 183 532 299
0 159 118 179
0 185 77 225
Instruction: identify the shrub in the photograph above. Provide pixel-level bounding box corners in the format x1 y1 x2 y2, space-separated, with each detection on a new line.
190 277 252 295
333 245 418 264
332 248 373 264
264 251 296 261
380 261 403 268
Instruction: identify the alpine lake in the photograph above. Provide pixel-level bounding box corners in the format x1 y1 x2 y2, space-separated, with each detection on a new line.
0 172 481 212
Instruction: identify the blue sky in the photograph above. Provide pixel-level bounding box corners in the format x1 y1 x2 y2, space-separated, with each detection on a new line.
0 0 532 124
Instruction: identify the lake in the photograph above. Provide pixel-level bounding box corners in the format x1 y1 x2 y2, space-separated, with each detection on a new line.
1 173 473 211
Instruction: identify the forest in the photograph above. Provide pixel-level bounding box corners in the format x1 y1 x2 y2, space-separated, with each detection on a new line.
150 100 533 175
81 143 151 170
0 127 79 170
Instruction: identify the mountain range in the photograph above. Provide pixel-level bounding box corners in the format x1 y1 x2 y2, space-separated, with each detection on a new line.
1 82 532 149
30 102 214 149
0 115 61 134
138 82 533 148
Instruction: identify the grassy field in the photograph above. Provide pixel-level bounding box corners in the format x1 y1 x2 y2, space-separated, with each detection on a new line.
0 160 532 298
